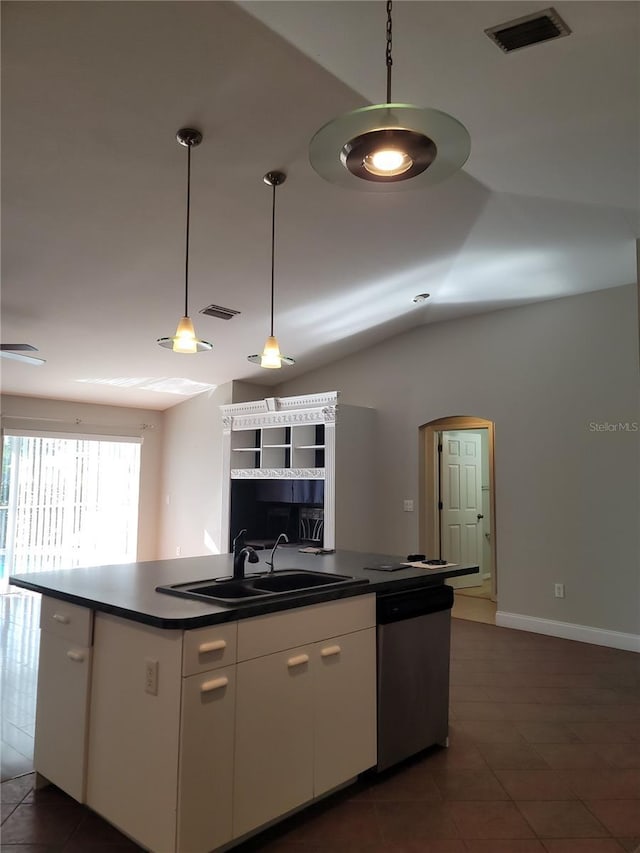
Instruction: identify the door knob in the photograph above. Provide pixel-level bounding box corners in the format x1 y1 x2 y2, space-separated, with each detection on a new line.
477 514 484 520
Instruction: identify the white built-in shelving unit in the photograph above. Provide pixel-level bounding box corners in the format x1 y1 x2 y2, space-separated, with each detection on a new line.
220 392 375 553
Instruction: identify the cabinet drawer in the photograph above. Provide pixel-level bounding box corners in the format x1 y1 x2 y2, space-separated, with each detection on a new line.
40 596 93 646
237 594 375 661
182 622 237 676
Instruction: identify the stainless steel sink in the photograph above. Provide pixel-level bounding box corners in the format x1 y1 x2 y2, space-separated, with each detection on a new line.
156 569 367 605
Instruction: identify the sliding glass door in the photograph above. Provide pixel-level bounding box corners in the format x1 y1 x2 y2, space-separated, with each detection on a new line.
1 433 141 587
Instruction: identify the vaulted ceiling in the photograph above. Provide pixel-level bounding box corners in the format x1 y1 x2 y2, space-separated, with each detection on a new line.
2 1 638 409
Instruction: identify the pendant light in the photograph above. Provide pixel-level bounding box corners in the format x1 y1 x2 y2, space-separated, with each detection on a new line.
157 128 212 353
247 171 295 369
309 0 470 192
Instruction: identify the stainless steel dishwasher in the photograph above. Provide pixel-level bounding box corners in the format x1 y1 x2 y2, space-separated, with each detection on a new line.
376 583 454 772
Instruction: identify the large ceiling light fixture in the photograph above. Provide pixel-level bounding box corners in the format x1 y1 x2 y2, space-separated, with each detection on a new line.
157 128 212 354
309 0 470 192
248 171 295 369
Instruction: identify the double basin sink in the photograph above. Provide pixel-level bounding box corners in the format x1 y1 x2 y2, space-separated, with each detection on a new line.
157 569 368 606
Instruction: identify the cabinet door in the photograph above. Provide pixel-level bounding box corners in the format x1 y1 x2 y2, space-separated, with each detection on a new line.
34 633 92 802
177 666 236 853
313 628 377 796
233 645 314 838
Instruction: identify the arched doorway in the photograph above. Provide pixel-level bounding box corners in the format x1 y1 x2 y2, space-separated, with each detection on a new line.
419 416 497 612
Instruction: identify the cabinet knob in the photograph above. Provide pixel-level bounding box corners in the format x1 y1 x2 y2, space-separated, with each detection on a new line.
53 613 71 625
200 676 229 693
287 654 309 669
66 650 85 663
320 645 341 658
199 639 227 654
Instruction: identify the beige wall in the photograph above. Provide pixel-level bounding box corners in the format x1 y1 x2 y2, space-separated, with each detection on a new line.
157 380 264 560
274 285 640 637
0 394 164 561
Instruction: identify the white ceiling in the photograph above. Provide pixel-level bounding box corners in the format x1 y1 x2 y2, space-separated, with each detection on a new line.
1 1 638 410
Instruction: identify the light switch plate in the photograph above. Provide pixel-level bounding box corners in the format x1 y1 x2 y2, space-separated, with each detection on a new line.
403 500 414 512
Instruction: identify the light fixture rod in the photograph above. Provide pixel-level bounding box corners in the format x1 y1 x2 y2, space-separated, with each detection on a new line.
263 170 286 337
269 178 276 337
184 142 192 318
385 0 393 104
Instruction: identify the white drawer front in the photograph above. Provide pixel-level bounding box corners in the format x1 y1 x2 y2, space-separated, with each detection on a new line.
237 594 375 662
182 622 237 676
40 596 93 646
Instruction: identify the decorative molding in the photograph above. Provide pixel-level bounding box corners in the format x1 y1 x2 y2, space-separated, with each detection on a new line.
322 406 337 423
231 468 325 480
496 611 640 653
221 391 338 423
230 409 329 431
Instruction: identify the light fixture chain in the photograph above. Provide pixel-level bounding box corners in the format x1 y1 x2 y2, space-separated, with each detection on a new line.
270 181 276 337
385 0 393 103
184 142 191 318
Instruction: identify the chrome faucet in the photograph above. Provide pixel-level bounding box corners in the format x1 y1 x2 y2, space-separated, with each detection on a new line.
232 528 259 580
266 532 289 573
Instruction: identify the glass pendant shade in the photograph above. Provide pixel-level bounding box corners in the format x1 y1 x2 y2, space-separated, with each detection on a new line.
308 0 469 192
248 335 295 369
158 315 213 353
310 103 470 192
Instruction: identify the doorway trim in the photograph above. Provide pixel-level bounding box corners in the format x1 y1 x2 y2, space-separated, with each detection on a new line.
419 416 498 600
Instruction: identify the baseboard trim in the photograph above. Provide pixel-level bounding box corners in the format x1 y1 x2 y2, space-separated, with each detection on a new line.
495 611 640 653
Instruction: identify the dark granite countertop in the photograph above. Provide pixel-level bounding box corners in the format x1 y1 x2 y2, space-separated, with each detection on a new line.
9 550 479 629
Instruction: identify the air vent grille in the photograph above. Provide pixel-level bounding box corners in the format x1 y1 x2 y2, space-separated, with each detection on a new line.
485 7 571 53
200 304 241 321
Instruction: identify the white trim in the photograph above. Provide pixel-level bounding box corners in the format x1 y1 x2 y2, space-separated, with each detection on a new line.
3 428 142 443
496 611 640 653
230 468 325 480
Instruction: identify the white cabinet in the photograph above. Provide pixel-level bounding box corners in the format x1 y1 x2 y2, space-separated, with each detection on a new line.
221 392 376 552
177 622 237 853
233 596 377 839
234 644 315 836
34 597 93 802
313 627 377 796
87 616 236 853
65 596 375 852
177 665 236 853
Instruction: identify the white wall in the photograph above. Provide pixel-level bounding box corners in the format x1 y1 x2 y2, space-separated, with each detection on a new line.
275 285 640 639
0 395 164 561
158 380 264 559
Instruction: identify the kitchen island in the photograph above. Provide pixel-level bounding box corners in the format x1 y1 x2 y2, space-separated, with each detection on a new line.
10 551 478 853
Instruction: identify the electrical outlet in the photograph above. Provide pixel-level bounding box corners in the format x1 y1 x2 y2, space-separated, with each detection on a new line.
403 499 414 512
176 545 181 557
554 583 565 599
144 658 158 695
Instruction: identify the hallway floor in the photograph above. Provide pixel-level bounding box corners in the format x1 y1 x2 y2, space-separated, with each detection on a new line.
2 589 639 852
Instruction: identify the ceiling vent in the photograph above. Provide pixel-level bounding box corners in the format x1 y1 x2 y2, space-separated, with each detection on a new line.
199 304 241 321
485 8 571 53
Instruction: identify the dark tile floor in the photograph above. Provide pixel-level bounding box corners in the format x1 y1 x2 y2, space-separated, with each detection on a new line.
1 589 639 852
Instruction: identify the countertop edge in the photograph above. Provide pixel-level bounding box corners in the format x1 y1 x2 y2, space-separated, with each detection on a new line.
9 555 479 628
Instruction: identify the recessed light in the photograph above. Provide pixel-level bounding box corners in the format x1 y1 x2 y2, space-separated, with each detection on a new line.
412 293 430 303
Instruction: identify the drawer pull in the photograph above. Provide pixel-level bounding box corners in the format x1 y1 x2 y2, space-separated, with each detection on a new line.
287 654 309 668
200 676 228 693
198 639 227 654
66 650 85 663
53 613 71 625
321 645 341 658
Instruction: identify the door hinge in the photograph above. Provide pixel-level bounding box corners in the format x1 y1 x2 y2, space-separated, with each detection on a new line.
437 443 443 452
438 501 443 510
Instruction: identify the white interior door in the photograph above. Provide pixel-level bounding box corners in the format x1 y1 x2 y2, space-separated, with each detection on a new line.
440 431 483 589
